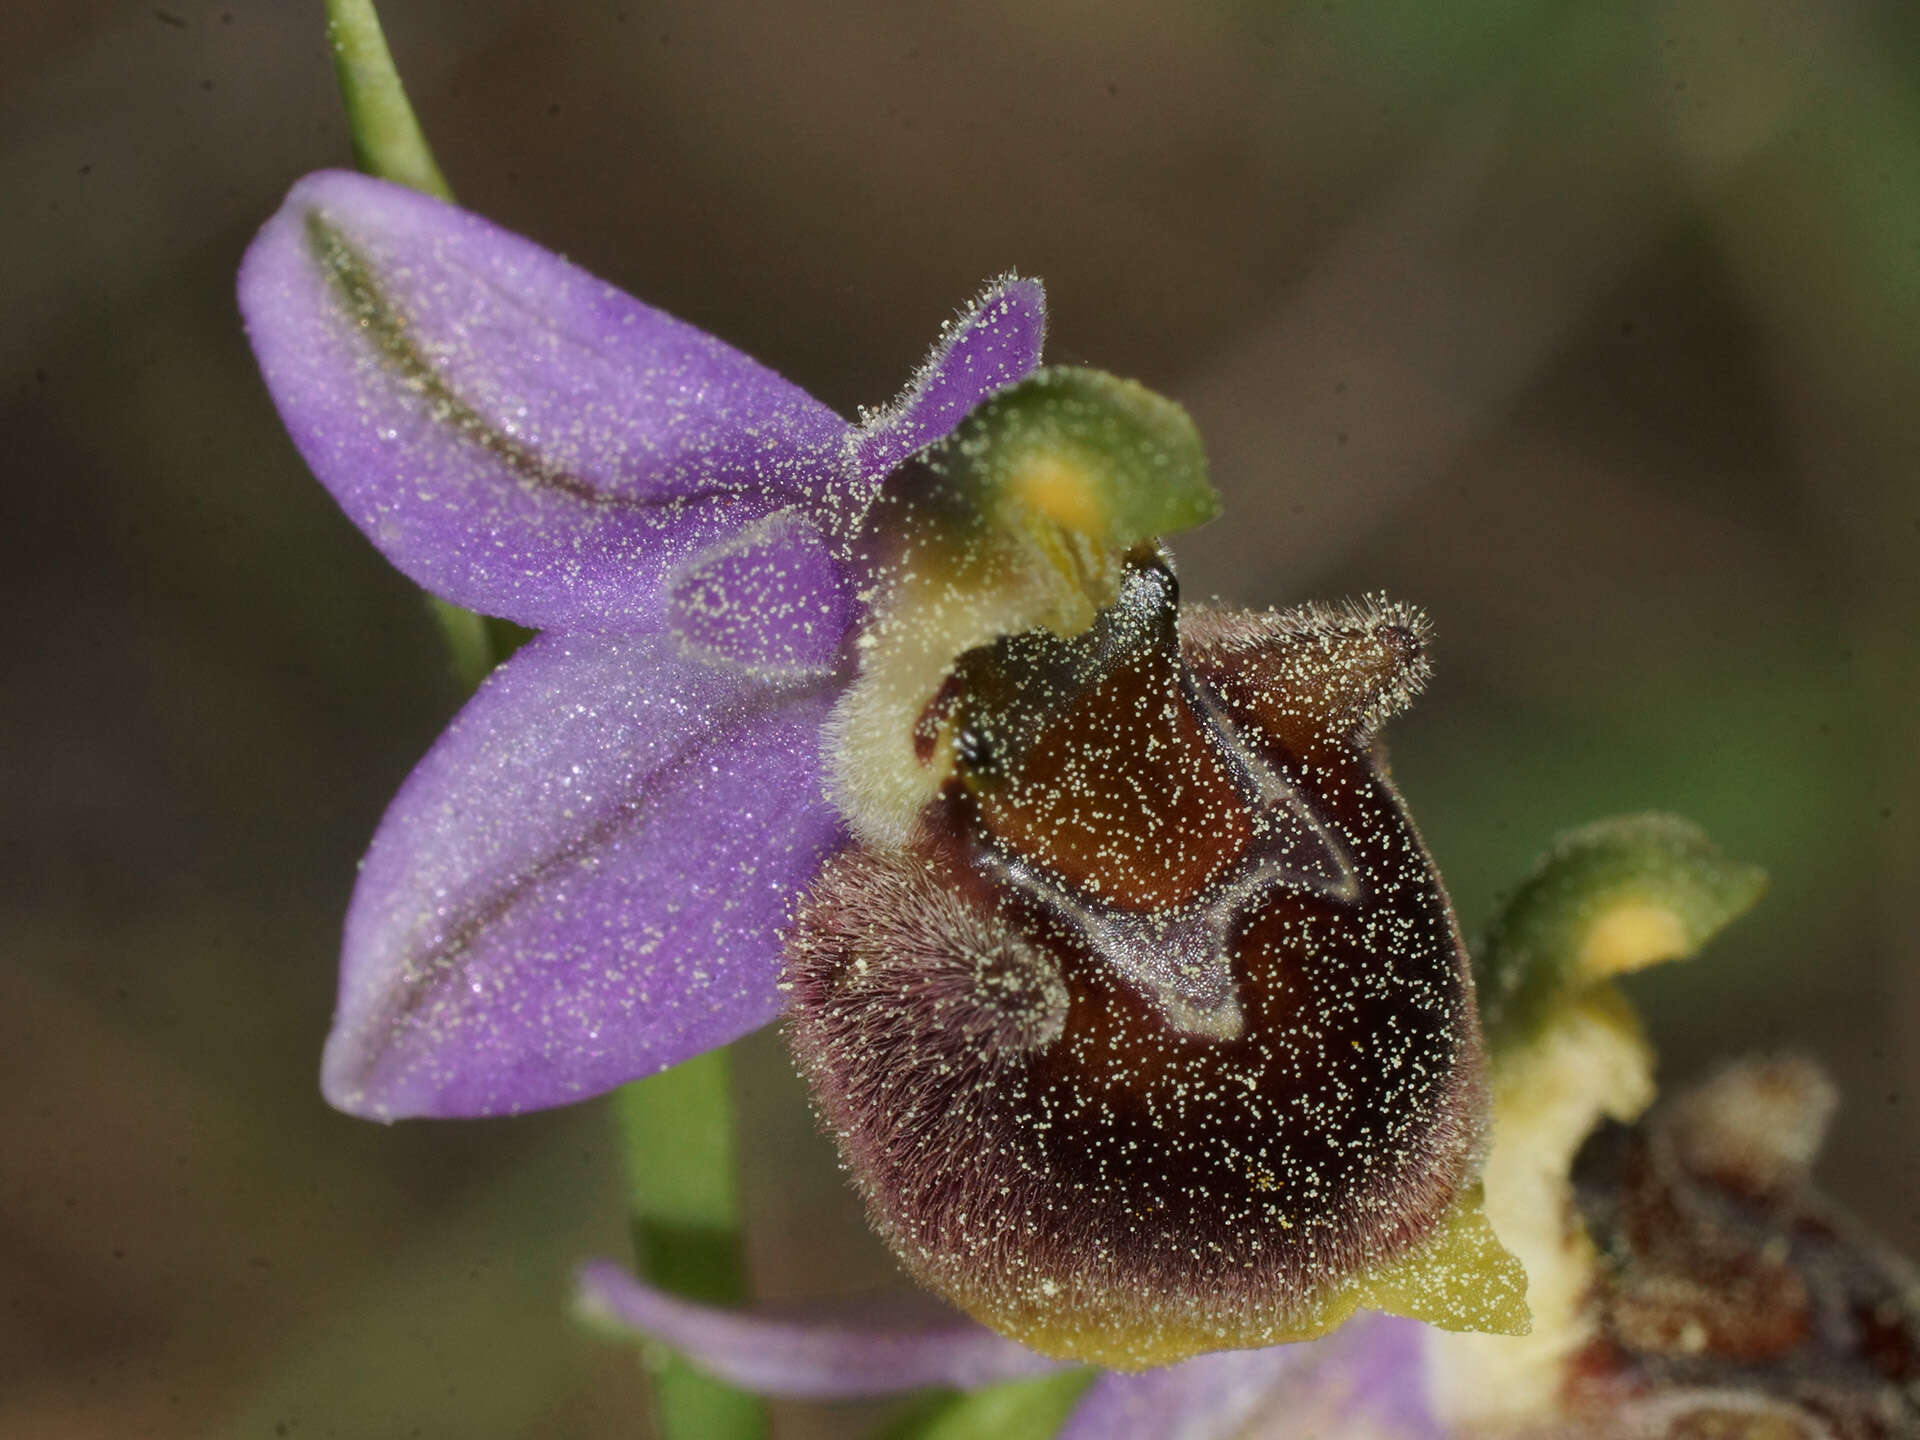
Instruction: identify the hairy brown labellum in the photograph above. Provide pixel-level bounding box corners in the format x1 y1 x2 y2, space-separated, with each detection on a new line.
785 553 1504 1367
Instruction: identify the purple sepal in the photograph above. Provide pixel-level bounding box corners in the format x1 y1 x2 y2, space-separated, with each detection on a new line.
851 274 1047 487
1060 1318 1441 1440
574 1261 1063 1399
665 507 852 677
322 630 845 1120
239 171 849 631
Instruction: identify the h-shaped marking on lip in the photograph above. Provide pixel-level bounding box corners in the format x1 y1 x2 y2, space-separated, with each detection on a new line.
979 675 1361 1043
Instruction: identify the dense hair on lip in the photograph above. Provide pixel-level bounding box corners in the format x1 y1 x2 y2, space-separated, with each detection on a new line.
783 847 1070 1066
1179 593 1434 747
784 829 1483 1368
785 582 1489 1369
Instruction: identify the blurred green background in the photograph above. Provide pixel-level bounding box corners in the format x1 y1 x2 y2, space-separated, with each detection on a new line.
4 1 1916 1435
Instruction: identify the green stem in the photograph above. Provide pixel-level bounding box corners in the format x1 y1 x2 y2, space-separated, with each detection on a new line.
875 1371 1094 1440
613 1050 767 1440
425 596 494 692
324 0 453 200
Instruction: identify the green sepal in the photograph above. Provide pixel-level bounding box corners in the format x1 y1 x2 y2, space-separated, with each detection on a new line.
928 366 1219 554
1475 813 1767 1055
872 1370 1096 1440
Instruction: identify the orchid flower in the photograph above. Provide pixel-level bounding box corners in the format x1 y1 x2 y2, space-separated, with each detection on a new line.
242 159 1542 1373
241 157 1920 1440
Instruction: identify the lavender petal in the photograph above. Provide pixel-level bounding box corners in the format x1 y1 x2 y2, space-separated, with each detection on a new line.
852 274 1047 486
239 170 848 630
665 507 852 677
574 1261 1063 1398
322 630 845 1120
1059 1319 1440 1440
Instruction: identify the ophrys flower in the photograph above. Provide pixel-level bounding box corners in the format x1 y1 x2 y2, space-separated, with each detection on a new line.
240 170 1519 1366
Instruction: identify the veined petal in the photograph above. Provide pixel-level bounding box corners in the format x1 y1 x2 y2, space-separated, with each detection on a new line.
323 630 845 1120
852 274 1047 488
574 1261 1061 1399
239 171 848 630
1058 1319 1439 1440
664 507 852 678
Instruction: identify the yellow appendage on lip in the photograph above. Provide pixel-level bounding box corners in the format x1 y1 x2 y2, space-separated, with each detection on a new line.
1427 816 1768 1431
1003 448 1108 537
825 367 1219 848
1578 899 1693 978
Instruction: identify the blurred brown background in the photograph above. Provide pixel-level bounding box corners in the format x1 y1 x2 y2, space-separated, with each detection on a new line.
4 0 1917 1435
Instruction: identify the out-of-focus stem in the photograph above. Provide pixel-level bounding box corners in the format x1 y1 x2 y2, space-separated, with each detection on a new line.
613 1052 767 1440
425 596 494 693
